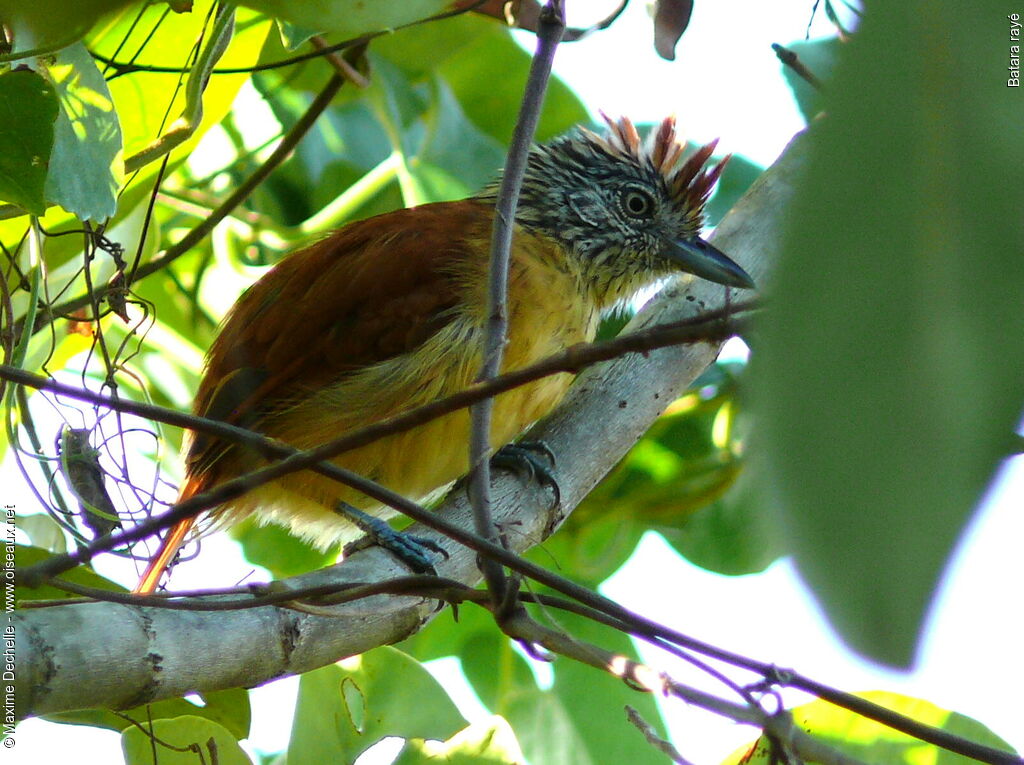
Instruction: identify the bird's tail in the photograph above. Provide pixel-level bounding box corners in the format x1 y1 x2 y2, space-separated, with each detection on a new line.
133 475 203 594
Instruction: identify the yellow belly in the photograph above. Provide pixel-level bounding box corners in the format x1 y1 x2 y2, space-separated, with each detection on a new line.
216 240 599 550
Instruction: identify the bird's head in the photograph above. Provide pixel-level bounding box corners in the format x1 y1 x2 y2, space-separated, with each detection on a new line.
487 115 754 307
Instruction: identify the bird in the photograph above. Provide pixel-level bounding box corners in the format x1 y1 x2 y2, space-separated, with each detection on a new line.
133 115 754 594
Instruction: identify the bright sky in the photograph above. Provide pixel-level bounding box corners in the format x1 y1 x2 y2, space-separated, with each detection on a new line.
12 0 1024 762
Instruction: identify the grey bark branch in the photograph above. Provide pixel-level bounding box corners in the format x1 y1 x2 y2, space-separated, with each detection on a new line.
14 131 807 720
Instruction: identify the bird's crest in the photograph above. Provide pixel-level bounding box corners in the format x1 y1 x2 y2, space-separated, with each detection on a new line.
584 113 730 211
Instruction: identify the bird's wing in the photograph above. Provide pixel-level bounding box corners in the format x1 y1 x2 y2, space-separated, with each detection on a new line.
186 199 490 473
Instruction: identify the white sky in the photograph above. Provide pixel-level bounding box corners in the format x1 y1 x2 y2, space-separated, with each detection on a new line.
12 1 1024 763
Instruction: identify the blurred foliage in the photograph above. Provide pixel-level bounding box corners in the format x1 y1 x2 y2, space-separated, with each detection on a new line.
3 1 1020 763
762 0 1024 667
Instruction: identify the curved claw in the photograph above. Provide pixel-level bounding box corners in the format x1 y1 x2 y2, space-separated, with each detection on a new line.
492 441 561 508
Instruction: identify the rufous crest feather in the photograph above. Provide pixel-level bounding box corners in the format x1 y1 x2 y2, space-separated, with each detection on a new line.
589 112 731 212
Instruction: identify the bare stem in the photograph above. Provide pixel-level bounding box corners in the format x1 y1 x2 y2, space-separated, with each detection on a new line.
469 0 565 603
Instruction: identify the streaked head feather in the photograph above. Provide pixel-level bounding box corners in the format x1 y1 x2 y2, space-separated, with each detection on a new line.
586 113 730 213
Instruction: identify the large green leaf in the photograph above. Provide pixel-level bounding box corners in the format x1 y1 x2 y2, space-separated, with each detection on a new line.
44 42 124 221
47 688 251 740
404 601 670 765
459 617 668 765
239 0 452 38
755 1 1024 666
394 717 526 764
0 69 58 213
457 628 591 765
437 22 589 145
398 597 496 664
657 463 785 576
287 647 466 764
419 76 506 193
122 715 252 765
373 14 493 79
15 544 126 604
232 517 336 579
0 0 132 57
728 691 1017 764
546 616 668 765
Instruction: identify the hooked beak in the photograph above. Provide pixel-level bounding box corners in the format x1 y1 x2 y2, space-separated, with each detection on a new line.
661 237 755 290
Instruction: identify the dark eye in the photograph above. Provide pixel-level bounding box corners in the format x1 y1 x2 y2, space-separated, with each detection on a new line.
622 189 654 218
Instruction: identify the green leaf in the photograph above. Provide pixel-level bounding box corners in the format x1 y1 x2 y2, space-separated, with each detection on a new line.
728 691 1017 764
0 69 58 214
232 517 336 579
657 463 785 576
754 0 1024 666
419 76 506 193
503 690 593 765
15 514 67 554
0 4 270 276
287 647 466 764
44 42 124 220
459 629 541 713
546 617 667 765
275 19 322 51
46 688 251 740
394 717 526 764
15 545 126 604
460 615 669 765
122 715 252 765
559 367 779 581
437 23 589 145
89 3 269 162
373 14 492 79
398 599 495 663
238 0 452 37
531 507 645 589
0 0 133 57
777 37 842 123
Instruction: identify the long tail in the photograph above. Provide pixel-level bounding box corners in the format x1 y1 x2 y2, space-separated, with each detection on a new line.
133 476 202 594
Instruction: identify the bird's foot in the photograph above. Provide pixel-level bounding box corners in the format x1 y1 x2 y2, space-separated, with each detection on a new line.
337 502 447 574
491 441 561 507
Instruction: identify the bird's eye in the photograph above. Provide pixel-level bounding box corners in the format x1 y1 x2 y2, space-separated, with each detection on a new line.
622 189 654 218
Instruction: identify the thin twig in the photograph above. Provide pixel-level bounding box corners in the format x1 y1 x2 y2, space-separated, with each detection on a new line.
31 574 474 612
309 36 369 88
772 42 822 90
625 706 694 765
494 606 868 765
469 0 566 604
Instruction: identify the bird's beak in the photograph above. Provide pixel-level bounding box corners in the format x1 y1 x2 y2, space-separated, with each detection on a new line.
661 237 755 290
